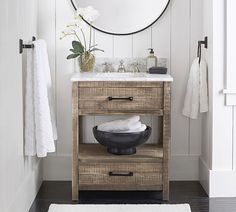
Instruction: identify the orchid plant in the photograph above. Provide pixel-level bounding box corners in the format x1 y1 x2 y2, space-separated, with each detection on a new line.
60 6 104 60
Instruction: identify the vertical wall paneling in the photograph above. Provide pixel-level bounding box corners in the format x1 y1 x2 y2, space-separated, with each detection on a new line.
113 36 133 57
189 0 203 155
170 0 190 155
7 0 21 203
233 107 236 170
211 0 233 170
55 0 75 155
0 1 8 210
225 0 236 105
152 6 171 70
95 30 113 58
201 0 213 169
132 28 152 58
39 0 204 180
82 116 96 143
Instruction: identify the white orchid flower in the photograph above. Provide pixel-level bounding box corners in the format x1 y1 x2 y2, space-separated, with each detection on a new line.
60 6 103 58
60 26 79 40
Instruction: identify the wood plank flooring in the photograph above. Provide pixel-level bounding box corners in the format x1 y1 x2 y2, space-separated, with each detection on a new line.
29 181 236 212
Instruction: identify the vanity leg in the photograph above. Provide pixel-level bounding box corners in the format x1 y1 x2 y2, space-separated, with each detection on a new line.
72 82 79 201
163 82 171 201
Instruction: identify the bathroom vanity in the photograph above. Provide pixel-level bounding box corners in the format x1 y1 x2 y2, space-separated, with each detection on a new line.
71 73 173 201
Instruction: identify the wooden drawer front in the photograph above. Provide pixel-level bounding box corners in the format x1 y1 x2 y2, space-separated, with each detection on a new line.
79 163 163 190
78 87 163 112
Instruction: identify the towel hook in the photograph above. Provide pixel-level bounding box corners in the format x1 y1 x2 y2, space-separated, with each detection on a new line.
198 36 208 49
19 36 36 54
197 36 208 64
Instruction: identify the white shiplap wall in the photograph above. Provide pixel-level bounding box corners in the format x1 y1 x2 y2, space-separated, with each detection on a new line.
39 0 203 180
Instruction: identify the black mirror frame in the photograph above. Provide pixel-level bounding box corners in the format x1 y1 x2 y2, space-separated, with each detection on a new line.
70 0 171 36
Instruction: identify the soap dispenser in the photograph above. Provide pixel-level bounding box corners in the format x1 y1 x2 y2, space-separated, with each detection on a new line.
146 48 157 71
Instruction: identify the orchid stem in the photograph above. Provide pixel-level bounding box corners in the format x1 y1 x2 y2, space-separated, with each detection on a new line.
72 30 82 43
80 29 87 52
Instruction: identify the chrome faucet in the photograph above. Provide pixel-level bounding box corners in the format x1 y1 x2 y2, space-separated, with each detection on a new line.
117 60 126 73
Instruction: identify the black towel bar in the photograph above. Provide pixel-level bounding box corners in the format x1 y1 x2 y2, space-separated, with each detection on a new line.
19 36 36 54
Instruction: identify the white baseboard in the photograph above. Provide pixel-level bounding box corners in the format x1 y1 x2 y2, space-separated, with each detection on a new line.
199 157 210 195
199 157 236 197
8 160 43 212
209 169 236 197
43 155 200 181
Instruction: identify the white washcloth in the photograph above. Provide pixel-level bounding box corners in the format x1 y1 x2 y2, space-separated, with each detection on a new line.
182 58 208 119
115 124 147 133
97 116 140 132
25 39 57 157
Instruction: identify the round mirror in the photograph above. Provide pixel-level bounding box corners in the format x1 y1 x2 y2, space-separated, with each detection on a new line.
71 0 170 35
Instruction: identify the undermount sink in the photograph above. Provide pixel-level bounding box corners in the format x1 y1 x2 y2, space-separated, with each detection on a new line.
95 72 148 78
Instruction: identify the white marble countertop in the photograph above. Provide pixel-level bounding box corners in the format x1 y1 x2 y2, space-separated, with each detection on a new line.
71 72 173 82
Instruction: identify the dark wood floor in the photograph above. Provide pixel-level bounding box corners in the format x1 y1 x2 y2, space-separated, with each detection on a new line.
29 181 236 212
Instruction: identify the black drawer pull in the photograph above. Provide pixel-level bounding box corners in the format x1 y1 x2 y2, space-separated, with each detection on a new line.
109 171 133 177
108 96 133 101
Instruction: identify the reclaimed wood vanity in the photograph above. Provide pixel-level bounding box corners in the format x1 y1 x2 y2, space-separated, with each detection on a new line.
71 73 173 201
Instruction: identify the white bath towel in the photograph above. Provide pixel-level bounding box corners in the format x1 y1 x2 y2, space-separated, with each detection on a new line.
25 39 57 157
182 58 208 119
97 116 141 132
115 124 147 133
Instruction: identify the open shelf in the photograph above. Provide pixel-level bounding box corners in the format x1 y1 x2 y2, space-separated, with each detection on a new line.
79 144 163 163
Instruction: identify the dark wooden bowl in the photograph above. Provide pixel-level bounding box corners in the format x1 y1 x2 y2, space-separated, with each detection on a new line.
93 126 152 155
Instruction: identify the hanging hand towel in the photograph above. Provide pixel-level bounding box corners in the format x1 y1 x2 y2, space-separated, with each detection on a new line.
182 58 200 119
25 39 57 157
182 58 208 119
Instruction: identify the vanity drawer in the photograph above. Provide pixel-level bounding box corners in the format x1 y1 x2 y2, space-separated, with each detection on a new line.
78 87 163 98
79 162 163 190
78 87 164 113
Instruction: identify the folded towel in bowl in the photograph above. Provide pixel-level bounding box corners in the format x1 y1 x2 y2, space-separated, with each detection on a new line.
114 124 147 133
97 116 140 132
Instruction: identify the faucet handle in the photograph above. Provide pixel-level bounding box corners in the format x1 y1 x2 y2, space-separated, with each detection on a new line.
102 62 114 72
131 62 141 73
102 62 108 66
102 62 109 72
